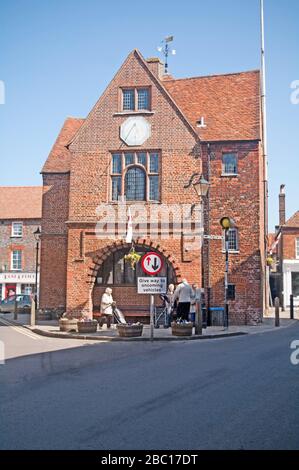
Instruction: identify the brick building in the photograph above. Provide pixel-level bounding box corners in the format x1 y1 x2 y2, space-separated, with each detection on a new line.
270 186 299 308
40 49 266 324
0 186 42 299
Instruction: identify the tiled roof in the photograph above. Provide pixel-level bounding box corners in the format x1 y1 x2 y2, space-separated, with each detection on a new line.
42 117 84 173
163 71 261 141
284 211 299 228
0 186 42 220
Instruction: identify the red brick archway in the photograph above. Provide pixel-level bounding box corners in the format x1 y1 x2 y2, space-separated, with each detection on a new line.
88 238 182 321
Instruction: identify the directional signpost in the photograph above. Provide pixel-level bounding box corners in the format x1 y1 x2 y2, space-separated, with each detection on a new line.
139 252 165 341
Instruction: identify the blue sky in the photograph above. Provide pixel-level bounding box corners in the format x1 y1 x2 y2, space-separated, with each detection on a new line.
0 0 298 231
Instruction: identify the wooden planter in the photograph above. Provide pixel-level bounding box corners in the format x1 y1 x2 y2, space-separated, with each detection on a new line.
171 322 193 337
117 324 143 337
59 318 78 332
77 321 98 334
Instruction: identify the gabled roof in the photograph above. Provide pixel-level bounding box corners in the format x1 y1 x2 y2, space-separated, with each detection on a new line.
0 186 42 220
42 51 261 173
284 211 299 228
163 71 261 141
42 117 84 173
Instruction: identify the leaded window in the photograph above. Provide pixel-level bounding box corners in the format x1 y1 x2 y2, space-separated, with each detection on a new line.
122 89 135 111
111 151 160 202
122 88 150 111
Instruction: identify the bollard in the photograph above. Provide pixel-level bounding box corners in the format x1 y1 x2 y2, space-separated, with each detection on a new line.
290 295 294 320
274 297 280 327
30 297 36 327
195 301 202 335
14 297 18 321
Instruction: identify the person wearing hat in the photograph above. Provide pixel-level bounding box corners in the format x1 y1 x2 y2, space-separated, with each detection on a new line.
99 287 115 328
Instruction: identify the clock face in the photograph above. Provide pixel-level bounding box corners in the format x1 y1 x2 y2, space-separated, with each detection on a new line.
120 116 151 146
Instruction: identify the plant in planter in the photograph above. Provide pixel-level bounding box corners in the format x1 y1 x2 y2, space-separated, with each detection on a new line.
124 247 141 270
59 312 78 332
117 322 143 337
77 316 98 333
171 321 193 337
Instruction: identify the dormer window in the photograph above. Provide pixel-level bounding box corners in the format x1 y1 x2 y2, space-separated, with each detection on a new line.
122 88 150 111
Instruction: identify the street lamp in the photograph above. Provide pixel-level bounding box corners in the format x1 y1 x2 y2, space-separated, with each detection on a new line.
192 175 210 334
220 217 235 329
33 227 41 310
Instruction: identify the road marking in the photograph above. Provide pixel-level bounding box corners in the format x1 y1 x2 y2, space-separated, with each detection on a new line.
0 318 42 340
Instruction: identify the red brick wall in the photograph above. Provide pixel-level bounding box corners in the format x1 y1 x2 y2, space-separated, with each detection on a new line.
40 51 264 324
201 141 264 324
281 229 299 260
0 219 40 272
39 174 70 311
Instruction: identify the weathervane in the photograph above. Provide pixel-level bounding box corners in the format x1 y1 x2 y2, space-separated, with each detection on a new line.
157 35 176 74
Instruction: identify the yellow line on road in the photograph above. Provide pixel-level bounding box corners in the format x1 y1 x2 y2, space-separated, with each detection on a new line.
0 318 42 340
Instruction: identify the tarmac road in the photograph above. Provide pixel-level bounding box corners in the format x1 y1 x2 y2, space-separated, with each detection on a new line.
1 318 299 450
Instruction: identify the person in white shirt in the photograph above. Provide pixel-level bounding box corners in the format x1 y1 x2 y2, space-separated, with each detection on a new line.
173 279 193 322
99 287 114 328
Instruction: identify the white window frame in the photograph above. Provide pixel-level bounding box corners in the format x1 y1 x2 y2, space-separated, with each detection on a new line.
222 153 238 176
222 228 239 253
11 250 22 271
11 222 23 238
296 238 299 259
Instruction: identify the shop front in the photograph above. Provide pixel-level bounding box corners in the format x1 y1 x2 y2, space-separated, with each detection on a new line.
0 272 36 300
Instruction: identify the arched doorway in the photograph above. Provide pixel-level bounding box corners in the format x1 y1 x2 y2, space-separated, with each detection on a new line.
92 245 177 322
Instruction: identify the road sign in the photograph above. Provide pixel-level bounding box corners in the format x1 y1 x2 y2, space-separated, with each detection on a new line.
141 252 163 275
137 277 167 294
203 235 224 240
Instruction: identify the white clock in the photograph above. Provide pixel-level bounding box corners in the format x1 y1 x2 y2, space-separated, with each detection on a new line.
120 116 151 146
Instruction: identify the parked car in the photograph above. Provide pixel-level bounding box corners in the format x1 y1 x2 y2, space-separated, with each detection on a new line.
0 294 32 313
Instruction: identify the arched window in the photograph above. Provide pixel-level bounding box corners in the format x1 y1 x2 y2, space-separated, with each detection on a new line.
96 248 176 286
125 167 146 201
111 152 160 202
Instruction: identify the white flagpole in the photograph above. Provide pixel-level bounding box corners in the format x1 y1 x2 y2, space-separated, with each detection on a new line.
125 207 133 243
260 0 269 311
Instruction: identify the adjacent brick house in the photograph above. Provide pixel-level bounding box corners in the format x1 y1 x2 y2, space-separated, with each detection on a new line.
40 49 266 324
270 186 299 308
0 186 42 299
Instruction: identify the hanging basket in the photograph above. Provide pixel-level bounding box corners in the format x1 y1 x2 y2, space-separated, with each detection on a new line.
124 247 141 270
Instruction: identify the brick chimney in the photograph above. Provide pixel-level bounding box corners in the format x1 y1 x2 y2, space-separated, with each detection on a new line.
146 58 164 80
279 184 286 226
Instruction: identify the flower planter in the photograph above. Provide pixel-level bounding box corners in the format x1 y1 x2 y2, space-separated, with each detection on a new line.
59 318 78 332
77 321 98 334
117 324 143 337
171 322 193 337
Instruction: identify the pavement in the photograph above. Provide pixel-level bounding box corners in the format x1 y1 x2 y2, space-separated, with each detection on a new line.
1 311 298 342
1 317 299 449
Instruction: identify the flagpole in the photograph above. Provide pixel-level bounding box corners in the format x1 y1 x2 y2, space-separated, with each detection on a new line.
260 0 269 312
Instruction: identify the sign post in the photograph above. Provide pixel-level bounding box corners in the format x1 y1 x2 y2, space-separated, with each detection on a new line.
139 252 164 342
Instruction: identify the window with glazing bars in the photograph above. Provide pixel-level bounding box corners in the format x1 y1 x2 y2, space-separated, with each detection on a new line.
111 152 159 201
122 88 150 111
223 228 239 251
222 153 238 175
